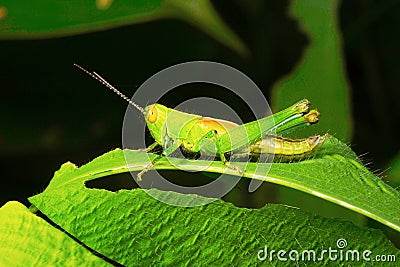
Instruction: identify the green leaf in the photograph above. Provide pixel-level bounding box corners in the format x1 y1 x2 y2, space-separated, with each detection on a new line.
0 0 247 55
271 0 352 141
387 154 400 195
29 158 399 265
388 153 400 183
30 135 400 232
0 201 111 266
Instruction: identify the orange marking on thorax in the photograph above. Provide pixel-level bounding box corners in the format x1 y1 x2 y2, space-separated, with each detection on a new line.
198 118 234 135
0 6 8 20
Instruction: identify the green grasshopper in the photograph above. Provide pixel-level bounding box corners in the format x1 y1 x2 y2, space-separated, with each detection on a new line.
75 64 327 180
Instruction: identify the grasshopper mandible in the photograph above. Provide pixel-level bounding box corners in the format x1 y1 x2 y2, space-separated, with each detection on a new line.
75 64 327 181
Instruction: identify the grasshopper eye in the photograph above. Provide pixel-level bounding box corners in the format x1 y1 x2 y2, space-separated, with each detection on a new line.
147 106 158 123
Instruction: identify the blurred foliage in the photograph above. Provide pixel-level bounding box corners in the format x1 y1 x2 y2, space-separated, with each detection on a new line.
271 0 352 141
388 153 400 184
269 0 360 227
0 0 399 247
0 0 246 55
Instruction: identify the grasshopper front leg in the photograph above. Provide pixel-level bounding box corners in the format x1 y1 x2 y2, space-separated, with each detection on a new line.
138 142 160 153
137 140 181 181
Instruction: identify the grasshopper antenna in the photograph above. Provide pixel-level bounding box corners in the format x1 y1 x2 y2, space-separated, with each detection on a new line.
74 64 144 113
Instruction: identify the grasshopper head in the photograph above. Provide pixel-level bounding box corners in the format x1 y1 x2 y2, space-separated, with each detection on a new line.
144 104 168 145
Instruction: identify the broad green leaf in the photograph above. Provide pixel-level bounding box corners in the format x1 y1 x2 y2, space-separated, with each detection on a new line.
271 0 352 141
0 201 111 266
30 136 400 233
29 157 399 266
0 0 246 55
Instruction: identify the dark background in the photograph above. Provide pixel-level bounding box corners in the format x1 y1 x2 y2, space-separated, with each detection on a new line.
1 0 399 243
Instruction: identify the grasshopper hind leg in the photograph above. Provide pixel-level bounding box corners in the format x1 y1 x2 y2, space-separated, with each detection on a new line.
199 130 245 175
219 151 244 175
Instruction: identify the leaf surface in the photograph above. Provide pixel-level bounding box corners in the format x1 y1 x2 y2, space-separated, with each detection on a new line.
28 137 400 264
0 201 111 266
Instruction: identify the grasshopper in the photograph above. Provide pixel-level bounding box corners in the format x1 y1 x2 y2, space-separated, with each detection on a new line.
75 64 327 180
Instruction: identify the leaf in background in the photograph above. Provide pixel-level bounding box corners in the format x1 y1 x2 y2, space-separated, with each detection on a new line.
388 153 400 189
0 201 111 266
271 0 352 141
270 0 356 226
29 157 399 266
0 0 247 55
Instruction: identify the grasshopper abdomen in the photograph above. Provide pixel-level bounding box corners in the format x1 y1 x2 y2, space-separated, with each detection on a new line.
247 134 328 160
